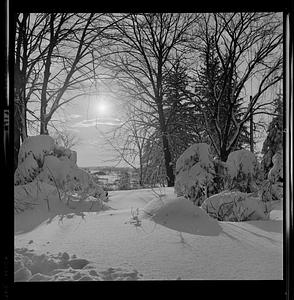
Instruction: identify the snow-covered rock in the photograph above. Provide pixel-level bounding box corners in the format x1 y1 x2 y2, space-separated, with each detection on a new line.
201 191 271 221
174 143 217 206
226 149 259 193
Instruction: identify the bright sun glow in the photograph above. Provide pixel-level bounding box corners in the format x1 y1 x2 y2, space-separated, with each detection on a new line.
95 101 109 115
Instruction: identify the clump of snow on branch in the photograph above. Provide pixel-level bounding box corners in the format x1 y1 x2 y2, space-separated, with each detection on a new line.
14 135 108 214
201 191 271 221
174 143 217 206
226 149 259 193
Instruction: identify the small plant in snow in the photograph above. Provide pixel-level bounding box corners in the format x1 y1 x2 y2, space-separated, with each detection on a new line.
127 208 142 227
151 187 166 203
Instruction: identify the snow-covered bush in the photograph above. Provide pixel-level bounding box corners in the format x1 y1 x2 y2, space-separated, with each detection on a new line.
267 149 283 201
201 191 271 221
174 143 218 206
225 149 259 193
14 181 59 214
268 149 283 183
14 135 108 213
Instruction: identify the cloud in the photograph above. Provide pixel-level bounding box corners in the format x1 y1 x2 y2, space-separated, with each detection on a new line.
68 114 82 119
71 117 123 128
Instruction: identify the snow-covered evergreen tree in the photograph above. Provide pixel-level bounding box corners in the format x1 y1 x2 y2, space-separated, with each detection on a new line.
194 37 250 159
225 149 259 193
174 143 218 206
261 94 283 179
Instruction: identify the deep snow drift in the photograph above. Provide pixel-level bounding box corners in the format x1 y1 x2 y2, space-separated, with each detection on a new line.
15 187 283 281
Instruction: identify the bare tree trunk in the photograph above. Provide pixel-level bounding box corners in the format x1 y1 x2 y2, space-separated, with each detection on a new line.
162 133 174 186
249 96 254 152
14 96 21 172
219 147 230 162
157 102 174 186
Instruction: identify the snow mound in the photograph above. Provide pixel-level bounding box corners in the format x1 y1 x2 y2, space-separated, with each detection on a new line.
14 248 142 281
141 195 222 236
226 149 259 193
14 175 110 234
201 191 271 221
175 143 217 206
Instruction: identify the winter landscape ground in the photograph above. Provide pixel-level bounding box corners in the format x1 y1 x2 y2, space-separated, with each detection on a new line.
12 12 285 284
14 187 283 281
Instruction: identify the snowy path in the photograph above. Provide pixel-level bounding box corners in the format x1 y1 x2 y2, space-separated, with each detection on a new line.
14 188 283 280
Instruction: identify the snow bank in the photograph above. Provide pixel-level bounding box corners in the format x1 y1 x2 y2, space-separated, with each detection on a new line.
174 143 217 206
141 195 222 236
15 248 141 281
201 191 271 221
226 149 259 193
14 188 283 280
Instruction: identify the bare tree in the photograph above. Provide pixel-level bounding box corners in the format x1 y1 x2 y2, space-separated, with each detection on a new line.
37 13 112 135
96 100 153 186
14 13 50 170
14 13 126 169
105 13 199 186
51 125 81 149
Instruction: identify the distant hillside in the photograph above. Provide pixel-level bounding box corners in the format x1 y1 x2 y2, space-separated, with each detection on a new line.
82 166 137 174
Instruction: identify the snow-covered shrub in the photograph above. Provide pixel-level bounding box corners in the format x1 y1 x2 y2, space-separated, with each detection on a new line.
14 181 59 214
201 191 271 221
268 149 283 183
14 135 108 213
174 143 218 206
36 155 107 201
15 135 56 185
225 149 259 193
18 135 56 166
14 153 41 185
268 149 283 201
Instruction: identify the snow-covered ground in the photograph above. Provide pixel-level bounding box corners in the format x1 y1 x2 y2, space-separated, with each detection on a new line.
14 187 283 281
